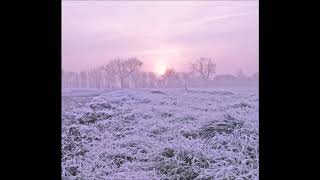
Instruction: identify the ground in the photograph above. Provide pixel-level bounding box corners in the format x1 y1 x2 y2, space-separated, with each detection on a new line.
62 87 259 180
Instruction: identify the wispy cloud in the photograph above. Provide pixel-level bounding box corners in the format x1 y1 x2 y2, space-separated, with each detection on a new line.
196 10 258 25
145 10 258 39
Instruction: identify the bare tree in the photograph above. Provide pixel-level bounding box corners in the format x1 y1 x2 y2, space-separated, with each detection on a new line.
191 57 216 80
163 68 175 78
181 72 191 91
147 72 157 88
102 64 117 88
87 71 94 88
80 71 88 88
236 69 247 80
90 69 104 89
163 68 178 88
129 71 142 88
250 72 259 81
141 72 148 88
107 58 143 88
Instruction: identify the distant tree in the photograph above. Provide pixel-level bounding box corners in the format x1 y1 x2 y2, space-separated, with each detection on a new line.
106 58 143 88
163 68 178 88
147 72 157 88
236 69 247 80
90 69 104 89
129 71 143 88
141 72 148 88
181 72 191 91
72 72 79 88
163 68 175 78
157 77 165 88
102 64 117 88
249 72 259 81
80 71 88 88
87 71 94 88
191 57 216 80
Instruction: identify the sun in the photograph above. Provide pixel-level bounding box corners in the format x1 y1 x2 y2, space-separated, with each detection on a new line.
154 62 167 75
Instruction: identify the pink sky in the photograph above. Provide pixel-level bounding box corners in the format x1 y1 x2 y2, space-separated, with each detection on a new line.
62 1 258 75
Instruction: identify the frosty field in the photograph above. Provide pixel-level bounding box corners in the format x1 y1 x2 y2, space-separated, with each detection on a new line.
62 87 259 180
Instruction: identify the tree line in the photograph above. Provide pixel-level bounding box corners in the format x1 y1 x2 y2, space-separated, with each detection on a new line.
62 57 257 89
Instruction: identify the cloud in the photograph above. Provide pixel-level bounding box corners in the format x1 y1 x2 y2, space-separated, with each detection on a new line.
198 10 257 24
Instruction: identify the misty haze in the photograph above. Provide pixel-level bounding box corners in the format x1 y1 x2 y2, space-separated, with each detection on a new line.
62 1 259 180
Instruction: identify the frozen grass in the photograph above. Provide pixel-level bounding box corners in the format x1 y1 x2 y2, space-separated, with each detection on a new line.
62 88 258 180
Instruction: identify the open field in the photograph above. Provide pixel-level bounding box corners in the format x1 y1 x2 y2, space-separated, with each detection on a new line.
62 87 258 180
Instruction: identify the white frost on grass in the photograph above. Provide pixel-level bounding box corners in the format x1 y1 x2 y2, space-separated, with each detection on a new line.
62 87 258 180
